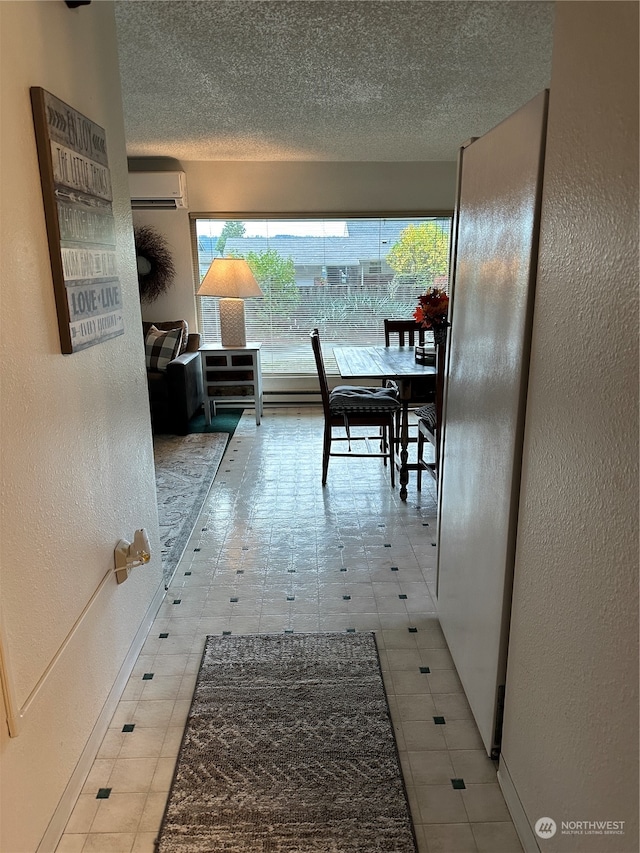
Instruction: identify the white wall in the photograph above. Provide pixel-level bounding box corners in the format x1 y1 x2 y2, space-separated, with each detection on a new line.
184 160 456 214
134 209 198 329
0 3 163 850
501 3 639 850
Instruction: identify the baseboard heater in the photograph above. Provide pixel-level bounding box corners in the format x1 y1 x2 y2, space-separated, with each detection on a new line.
263 390 321 406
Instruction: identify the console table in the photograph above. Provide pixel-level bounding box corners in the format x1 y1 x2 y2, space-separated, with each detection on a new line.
199 343 263 425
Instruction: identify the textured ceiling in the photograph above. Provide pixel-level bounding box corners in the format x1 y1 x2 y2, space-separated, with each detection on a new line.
114 0 554 162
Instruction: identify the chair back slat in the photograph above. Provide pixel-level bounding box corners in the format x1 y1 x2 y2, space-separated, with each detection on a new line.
310 328 332 415
384 319 427 347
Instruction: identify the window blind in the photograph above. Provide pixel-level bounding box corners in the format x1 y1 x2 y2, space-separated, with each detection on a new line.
193 217 451 375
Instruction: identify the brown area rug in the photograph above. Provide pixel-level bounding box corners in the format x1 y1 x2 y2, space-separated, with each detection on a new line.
156 633 417 853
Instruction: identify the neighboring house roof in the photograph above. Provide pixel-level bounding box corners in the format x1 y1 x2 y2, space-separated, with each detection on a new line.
224 220 450 267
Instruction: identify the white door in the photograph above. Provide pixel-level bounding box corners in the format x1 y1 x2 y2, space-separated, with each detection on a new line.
436 91 548 757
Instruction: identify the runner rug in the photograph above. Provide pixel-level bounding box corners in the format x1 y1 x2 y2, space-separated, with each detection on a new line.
156 632 417 853
154 433 227 585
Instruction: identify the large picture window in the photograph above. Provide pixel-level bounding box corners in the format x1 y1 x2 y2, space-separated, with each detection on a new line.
193 217 451 375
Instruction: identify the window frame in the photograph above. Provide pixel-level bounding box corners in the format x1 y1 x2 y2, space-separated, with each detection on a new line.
190 214 453 376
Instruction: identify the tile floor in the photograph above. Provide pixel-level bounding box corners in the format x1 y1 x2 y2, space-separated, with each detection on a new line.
56 407 523 853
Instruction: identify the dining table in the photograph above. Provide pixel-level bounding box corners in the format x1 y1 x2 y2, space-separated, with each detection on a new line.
332 345 436 501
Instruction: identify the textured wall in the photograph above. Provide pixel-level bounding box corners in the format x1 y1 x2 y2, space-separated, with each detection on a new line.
0 3 163 850
501 3 639 850
184 160 457 214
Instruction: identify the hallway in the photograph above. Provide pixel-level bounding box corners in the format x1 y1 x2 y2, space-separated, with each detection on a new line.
57 407 522 853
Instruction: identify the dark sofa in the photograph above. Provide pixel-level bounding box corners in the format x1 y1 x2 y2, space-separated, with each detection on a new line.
143 320 203 434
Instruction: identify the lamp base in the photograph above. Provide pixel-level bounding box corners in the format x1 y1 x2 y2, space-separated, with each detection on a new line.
220 298 247 347
219 298 247 347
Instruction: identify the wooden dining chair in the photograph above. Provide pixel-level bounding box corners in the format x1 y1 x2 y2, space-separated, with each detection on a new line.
383 319 435 488
416 334 447 490
383 318 428 348
310 328 400 486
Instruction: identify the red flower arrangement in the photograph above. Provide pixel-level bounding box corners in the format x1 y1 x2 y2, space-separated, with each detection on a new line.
413 286 450 329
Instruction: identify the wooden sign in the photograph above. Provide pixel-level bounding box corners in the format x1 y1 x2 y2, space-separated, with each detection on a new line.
30 87 124 353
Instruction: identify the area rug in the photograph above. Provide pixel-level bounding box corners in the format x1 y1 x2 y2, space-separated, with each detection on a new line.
187 407 244 436
154 433 227 584
156 632 417 853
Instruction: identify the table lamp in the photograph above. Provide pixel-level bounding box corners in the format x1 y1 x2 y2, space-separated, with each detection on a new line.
196 258 263 347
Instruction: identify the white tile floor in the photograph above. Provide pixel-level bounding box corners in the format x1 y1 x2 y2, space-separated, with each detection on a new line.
57 407 523 853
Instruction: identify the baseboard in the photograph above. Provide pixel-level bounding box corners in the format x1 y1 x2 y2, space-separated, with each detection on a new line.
36 579 167 853
498 755 540 853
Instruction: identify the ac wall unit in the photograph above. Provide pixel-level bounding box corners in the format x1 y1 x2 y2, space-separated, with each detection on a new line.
129 171 188 210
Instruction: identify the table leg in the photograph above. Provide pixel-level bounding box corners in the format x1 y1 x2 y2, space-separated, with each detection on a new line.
204 399 217 425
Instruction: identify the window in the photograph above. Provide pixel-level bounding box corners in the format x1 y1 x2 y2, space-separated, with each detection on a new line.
193 217 451 375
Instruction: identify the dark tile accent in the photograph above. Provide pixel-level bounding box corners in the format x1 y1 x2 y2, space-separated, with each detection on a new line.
287 596 295 601
122 724 135 733
242 546 249 551
201 527 208 531
434 716 446 725
159 633 169 639
420 666 430 674
451 778 466 790
230 597 238 603
343 595 351 600
184 571 192 576
96 788 111 799
194 548 201 552
223 631 231 635
399 594 408 600
390 566 399 571
338 544 344 549
173 599 181 605
340 567 347 572
284 629 294 634
142 673 154 680
408 627 418 633
432 543 437 547
288 569 296 573
346 628 356 633
384 544 391 548
236 570 244 574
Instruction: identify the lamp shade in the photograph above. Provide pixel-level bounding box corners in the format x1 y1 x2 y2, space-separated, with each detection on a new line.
196 258 263 298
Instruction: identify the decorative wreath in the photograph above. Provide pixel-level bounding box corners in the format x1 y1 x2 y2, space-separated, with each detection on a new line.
134 225 176 303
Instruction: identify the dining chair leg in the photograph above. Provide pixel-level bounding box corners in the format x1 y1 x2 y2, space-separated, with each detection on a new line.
416 428 423 492
389 420 396 488
322 424 331 485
